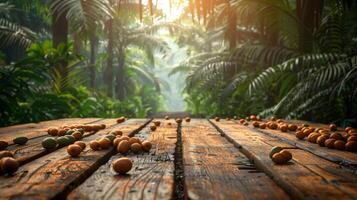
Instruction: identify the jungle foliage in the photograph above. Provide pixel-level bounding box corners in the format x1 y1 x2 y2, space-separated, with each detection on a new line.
172 0 357 126
0 0 168 127
1 0 356 127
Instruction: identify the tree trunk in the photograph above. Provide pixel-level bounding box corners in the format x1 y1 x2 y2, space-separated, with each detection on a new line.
52 10 68 47
89 34 98 88
51 6 69 90
296 0 323 52
104 19 114 97
116 47 125 100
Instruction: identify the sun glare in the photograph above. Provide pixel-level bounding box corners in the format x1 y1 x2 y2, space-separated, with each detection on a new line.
156 0 185 21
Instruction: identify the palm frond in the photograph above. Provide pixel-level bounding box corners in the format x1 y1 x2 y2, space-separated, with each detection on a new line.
0 18 36 48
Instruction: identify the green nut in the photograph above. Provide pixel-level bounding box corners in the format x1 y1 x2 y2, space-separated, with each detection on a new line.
105 134 116 142
42 137 58 150
57 136 70 146
269 146 283 159
65 135 76 144
66 129 75 135
13 136 28 145
77 128 85 134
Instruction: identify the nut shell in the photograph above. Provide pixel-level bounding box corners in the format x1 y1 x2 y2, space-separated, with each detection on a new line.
117 140 131 154
89 140 100 151
0 141 9 150
345 141 357 152
98 138 112 149
67 144 82 157
131 143 142 153
325 139 336 149
334 140 346 150
112 157 132 174
141 141 152 152
74 141 86 151
0 157 19 174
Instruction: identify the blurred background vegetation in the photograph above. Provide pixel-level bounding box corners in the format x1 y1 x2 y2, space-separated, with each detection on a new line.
0 0 356 127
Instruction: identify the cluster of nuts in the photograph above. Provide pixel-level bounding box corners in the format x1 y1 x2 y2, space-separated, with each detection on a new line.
295 125 357 152
252 117 297 132
42 128 85 150
88 130 152 154
47 124 106 137
0 151 18 175
87 130 152 175
41 124 107 151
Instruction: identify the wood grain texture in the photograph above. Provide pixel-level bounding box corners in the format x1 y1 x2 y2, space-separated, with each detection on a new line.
0 118 101 145
0 119 150 200
182 119 290 200
68 119 177 200
211 120 357 200
247 120 357 168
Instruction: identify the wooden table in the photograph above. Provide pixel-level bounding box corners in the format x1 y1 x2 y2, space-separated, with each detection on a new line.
0 118 356 200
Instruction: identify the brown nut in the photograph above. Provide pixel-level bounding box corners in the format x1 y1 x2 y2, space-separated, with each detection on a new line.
150 125 157 131
259 123 267 129
347 136 357 142
0 151 14 159
0 141 9 150
175 118 182 124
131 143 142 153
307 132 321 143
117 140 131 154
252 121 260 128
141 141 152 152
116 117 126 124
0 157 19 174
329 124 337 131
98 138 112 149
345 141 357 152
272 150 292 165
288 124 298 131
334 140 346 150
317 135 329 147
295 131 305 140
330 133 343 140
280 125 288 132
89 140 100 151
47 127 59 136
112 157 132 174
74 141 86 151
325 139 336 149
128 137 141 145
153 121 161 127
67 144 82 157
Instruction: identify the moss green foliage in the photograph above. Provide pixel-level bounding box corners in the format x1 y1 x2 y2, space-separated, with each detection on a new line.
172 0 357 126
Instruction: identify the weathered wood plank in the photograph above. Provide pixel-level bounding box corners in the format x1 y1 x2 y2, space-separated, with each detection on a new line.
247 120 357 168
68 119 177 200
0 119 150 200
10 118 117 166
182 119 290 200
211 120 357 200
0 118 101 145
